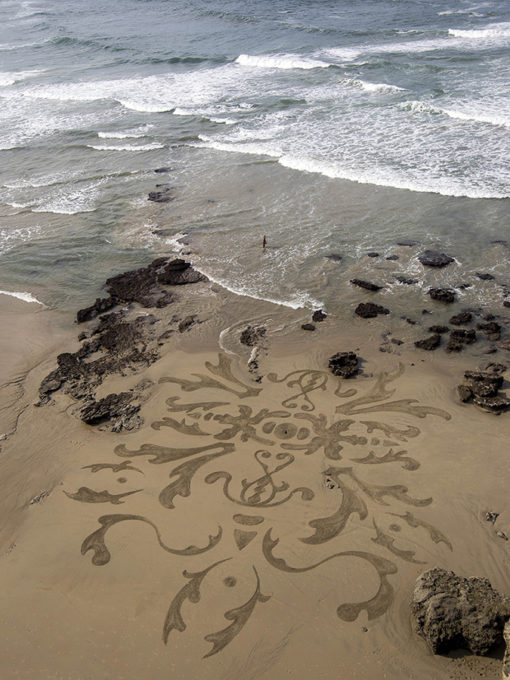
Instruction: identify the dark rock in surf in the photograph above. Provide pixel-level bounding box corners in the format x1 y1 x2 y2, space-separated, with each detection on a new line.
385 254 399 261
301 323 315 331
418 250 454 268
446 329 477 353
428 325 449 334
355 302 389 318
412 568 510 656
312 309 327 323
325 253 342 262
366 252 379 258
428 288 455 304
328 352 359 379
396 276 417 285
450 311 472 326
477 321 502 341
350 279 383 292
476 273 495 281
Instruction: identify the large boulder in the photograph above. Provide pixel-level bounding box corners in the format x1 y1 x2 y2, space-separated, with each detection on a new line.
412 568 510 655
428 288 455 304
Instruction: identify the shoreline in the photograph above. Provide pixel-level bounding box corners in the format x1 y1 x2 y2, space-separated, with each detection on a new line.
0 256 510 679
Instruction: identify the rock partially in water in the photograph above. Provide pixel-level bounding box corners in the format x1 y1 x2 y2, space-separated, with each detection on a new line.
77 296 115 324
397 240 418 247
412 567 510 656
312 309 327 323
355 302 389 318
429 325 450 334
325 253 342 262
301 323 316 331
428 288 455 304
178 315 196 333
328 352 359 378
385 254 399 261
366 252 379 258
396 276 418 285
415 334 441 351
450 311 473 326
148 185 174 203
446 329 477 353
240 325 266 347
418 250 454 267
350 279 383 292
477 321 502 341
476 272 495 281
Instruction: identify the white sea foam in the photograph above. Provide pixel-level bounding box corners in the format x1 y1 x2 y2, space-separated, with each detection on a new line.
0 69 42 87
0 290 44 305
0 225 42 254
87 143 164 151
400 100 510 128
346 78 405 93
449 23 510 39
193 263 323 311
97 126 152 139
236 53 331 70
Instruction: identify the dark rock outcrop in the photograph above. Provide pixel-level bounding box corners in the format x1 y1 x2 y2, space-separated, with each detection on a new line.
477 321 502 341
415 334 441 351
457 364 510 413
396 276 417 285
328 352 359 378
350 279 383 292
446 329 477 353
450 311 473 326
366 252 379 258
312 309 327 323
301 323 315 331
476 273 495 281
240 326 266 347
428 288 455 304
412 568 510 656
355 302 389 318
429 325 449 334
77 297 115 324
81 392 140 428
418 250 454 268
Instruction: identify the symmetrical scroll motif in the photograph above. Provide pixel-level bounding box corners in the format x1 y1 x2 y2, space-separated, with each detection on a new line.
68 352 452 659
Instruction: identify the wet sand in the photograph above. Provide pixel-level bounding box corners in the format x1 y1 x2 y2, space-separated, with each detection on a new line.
0 274 509 680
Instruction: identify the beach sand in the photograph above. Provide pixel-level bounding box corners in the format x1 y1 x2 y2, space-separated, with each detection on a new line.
0 271 509 680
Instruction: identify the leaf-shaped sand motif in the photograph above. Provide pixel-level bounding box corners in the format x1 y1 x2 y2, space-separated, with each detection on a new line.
371 521 424 563
351 448 420 471
159 450 230 509
301 484 368 544
163 559 230 643
151 416 209 435
82 460 143 474
389 511 453 551
203 568 270 658
64 487 142 504
326 467 432 507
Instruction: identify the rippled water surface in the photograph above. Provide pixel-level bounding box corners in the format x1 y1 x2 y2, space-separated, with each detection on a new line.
1 0 510 313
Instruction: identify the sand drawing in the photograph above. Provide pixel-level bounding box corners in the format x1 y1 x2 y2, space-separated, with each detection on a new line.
66 353 452 658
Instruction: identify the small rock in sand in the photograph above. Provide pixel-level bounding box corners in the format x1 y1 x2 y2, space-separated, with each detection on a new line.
328 352 359 378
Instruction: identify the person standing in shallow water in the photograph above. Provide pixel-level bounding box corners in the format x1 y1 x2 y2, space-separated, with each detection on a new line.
262 235 266 249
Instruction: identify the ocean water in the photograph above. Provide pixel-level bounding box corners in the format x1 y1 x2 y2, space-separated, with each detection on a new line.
1 0 510 316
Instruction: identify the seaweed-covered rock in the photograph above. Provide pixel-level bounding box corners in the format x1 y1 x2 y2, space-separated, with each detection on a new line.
418 250 454 268
415 334 441 351
328 352 359 378
428 288 455 304
350 279 383 292
450 311 473 326
412 568 510 656
355 302 389 318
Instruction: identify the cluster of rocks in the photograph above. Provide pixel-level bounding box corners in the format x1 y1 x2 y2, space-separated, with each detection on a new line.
457 363 510 413
38 258 207 430
414 309 503 354
300 308 328 332
412 568 510 658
